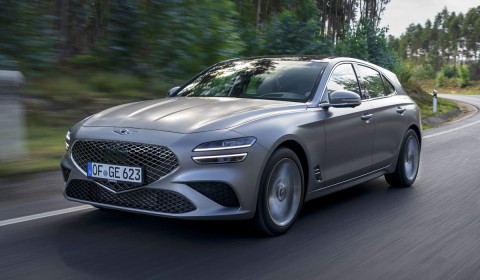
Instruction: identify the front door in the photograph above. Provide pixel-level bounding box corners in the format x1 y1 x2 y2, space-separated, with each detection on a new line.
322 63 375 186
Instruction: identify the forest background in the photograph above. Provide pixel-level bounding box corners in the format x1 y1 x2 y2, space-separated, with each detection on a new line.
1 0 479 175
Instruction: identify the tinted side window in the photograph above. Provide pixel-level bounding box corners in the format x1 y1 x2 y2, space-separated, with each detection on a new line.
358 65 385 99
326 64 360 98
383 76 395 95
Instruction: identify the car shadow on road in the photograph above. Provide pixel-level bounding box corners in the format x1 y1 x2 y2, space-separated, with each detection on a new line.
53 177 418 279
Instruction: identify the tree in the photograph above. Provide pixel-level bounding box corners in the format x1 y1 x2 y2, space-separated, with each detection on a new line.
336 18 397 70
263 10 334 56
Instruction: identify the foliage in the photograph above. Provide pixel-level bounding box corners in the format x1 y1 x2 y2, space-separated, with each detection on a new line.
393 60 413 83
457 65 470 88
101 0 143 69
66 54 109 67
468 62 480 81
436 71 446 87
440 65 455 78
390 6 480 87
263 10 334 56
335 19 397 70
412 64 436 80
0 0 397 77
0 0 57 70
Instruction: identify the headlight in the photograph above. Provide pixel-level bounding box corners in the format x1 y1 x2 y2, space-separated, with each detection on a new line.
193 137 256 152
65 130 71 151
192 153 248 164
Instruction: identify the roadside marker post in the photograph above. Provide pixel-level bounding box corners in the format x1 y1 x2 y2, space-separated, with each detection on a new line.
433 89 437 114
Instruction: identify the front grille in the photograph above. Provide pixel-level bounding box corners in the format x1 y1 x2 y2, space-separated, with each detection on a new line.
71 140 179 192
61 165 71 182
66 179 196 214
187 182 240 207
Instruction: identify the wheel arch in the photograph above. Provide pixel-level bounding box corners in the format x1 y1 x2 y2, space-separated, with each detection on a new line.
389 123 422 173
408 124 422 147
276 140 310 196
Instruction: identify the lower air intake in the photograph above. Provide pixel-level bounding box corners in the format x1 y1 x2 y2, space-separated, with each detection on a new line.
187 182 240 207
61 165 71 182
66 180 196 214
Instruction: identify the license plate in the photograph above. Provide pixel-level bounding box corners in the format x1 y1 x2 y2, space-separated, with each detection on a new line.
87 162 143 184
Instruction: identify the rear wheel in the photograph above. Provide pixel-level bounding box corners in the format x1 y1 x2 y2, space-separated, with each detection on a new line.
255 148 304 236
385 129 420 188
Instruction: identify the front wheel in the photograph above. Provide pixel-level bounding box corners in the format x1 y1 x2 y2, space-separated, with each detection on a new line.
255 148 304 236
385 129 420 188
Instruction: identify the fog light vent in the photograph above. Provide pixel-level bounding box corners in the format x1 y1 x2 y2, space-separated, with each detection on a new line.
187 182 240 207
61 165 71 182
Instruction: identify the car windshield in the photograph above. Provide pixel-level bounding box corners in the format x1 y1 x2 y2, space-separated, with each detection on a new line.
175 59 327 102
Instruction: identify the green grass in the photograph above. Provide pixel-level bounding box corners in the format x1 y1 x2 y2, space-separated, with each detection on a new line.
419 79 480 95
22 70 179 102
419 98 458 119
0 111 69 177
400 78 459 130
422 124 434 130
1 71 180 178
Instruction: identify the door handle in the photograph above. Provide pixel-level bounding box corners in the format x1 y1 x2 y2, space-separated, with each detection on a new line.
361 113 373 120
396 106 406 114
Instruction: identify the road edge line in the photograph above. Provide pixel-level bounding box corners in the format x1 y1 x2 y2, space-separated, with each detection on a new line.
423 119 480 139
0 205 93 227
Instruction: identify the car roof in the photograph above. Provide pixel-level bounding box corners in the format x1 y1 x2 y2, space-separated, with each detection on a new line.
222 55 335 63
220 56 394 75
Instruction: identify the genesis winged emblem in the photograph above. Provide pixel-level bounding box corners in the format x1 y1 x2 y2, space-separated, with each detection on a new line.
113 128 139 135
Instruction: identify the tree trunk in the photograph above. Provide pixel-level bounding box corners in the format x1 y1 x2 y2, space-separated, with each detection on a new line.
56 0 69 60
256 0 261 30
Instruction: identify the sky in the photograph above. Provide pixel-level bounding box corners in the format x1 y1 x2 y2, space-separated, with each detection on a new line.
380 0 480 38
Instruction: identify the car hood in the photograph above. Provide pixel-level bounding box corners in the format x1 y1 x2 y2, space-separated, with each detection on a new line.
82 97 306 133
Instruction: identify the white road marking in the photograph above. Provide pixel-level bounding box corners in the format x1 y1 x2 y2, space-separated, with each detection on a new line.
0 205 93 227
423 119 480 139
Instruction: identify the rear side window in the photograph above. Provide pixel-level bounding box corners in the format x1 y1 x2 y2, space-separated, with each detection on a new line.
326 64 361 98
357 65 385 99
383 76 396 95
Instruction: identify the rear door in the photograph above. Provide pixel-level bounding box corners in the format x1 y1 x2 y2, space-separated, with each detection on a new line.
323 63 374 186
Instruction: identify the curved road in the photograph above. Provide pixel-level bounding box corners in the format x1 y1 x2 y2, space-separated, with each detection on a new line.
1 94 480 279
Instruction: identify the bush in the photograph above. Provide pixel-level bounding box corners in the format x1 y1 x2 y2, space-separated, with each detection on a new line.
436 71 446 87
87 73 145 94
457 65 470 88
440 65 455 78
468 62 480 81
67 54 108 67
412 64 436 80
394 61 414 83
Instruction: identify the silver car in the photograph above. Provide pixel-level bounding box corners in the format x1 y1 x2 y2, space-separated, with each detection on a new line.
61 56 421 235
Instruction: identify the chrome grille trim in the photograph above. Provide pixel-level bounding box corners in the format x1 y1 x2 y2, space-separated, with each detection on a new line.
71 140 179 192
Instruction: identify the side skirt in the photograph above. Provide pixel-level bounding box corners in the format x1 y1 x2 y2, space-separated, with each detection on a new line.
304 168 389 202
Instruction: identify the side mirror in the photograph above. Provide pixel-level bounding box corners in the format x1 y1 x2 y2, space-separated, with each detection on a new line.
320 90 361 108
168 86 180 97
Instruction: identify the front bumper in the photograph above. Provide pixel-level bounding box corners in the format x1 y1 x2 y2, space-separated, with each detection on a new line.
61 126 268 220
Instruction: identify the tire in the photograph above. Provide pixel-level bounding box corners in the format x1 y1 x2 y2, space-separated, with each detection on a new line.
255 148 304 236
385 129 420 188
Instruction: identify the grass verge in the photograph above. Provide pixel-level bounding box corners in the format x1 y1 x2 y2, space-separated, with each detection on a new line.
0 111 69 177
1 71 178 178
398 79 459 129
419 79 480 95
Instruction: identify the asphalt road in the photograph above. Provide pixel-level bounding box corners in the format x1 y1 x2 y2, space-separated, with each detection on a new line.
1 94 480 280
